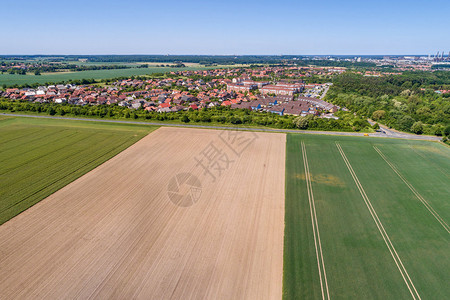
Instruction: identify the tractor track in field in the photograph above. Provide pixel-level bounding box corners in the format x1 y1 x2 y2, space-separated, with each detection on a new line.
301 141 330 300
373 146 450 234
336 142 421 300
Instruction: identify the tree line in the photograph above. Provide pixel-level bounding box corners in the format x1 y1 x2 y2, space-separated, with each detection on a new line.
0 100 372 133
326 72 450 138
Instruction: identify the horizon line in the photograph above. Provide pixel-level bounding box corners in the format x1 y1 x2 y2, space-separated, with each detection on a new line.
1 53 445 57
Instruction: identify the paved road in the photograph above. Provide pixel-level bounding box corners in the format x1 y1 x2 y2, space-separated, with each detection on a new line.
1 113 442 141
319 84 331 99
365 119 441 140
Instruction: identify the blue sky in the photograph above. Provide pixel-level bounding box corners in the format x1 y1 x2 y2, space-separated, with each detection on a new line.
2 0 449 55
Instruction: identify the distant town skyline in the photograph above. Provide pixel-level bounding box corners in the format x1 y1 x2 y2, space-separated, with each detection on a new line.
2 0 449 55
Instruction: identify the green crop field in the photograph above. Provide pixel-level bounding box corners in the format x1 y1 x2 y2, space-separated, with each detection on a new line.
0 66 212 86
284 134 450 299
0 117 157 225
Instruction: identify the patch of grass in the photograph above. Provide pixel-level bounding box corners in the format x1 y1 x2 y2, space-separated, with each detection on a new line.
0 117 158 224
284 134 450 299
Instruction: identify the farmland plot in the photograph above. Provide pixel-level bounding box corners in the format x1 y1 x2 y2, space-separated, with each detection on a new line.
0 117 155 224
284 134 450 299
0 127 286 299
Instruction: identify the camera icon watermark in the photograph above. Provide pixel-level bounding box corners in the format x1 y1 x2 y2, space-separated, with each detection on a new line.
167 127 259 207
167 172 202 207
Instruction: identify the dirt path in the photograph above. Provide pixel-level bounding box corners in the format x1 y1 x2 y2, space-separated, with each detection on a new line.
0 127 286 300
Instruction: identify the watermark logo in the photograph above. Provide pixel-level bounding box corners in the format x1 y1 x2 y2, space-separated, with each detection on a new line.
218 129 258 157
167 128 259 207
167 172 202 207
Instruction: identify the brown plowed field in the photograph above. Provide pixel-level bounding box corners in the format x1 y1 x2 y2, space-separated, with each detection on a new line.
0 127 286 299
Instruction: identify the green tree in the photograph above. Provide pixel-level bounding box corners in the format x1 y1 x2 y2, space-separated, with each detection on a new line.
444 125 450 137
230 116 242 124
56 107 66 116
180 115 190 123
372 110 386 121
410 121 423 134
352 119 367 131
293 114 315 129
397 115 415 131
47 107 56 115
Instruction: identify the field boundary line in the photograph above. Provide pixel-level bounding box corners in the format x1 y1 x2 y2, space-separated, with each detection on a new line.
336 142 421 300
374 146 450 234
301 141 330 300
